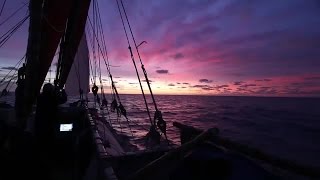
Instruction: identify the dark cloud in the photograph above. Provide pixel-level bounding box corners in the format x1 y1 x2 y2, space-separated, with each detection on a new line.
304 76 320 81
176 82 181 84
233 81 244 85
168 83 175 86
290 81 319 87
255 79 272 82
237 88 247 92
239 84 257 88
216 85 229 89
142 79 154 82
156 69 169 74
192 84 214 91
199 79 213 83
182 82 189 85
172 53 184 60
1 66 18 71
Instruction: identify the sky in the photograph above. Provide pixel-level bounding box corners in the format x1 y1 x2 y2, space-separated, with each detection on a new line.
0 0 320 97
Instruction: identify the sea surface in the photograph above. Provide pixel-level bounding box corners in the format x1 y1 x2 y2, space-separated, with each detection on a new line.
1 93 320 169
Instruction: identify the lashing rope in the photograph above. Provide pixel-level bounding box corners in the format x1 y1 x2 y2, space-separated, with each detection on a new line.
86 3 131 135
116 0 169 144
0 0 7 17
0 15 29 48
115 0 153 127
0 2 27 26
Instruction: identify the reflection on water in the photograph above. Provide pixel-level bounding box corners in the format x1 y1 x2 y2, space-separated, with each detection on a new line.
91 94 320 169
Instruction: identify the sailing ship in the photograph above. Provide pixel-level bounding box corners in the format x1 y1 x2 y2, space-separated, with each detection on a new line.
1 0 319 179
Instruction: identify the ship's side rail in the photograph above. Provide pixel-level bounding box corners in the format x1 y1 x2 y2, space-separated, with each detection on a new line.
86 108 119 180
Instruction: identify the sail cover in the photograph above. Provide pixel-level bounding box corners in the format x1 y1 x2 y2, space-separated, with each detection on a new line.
65 34 89 96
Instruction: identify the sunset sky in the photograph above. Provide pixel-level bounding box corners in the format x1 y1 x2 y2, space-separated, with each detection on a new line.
0 0 320 96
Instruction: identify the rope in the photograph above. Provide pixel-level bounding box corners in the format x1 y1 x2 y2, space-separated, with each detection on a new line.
95 1 110 68
0 0 7 17
119 0 158 111
0 2 27 26
72 56 82 99
4 73 17 89
94 1 104 104
87 16 120 103
92 0 97 85
95 1 108 104
55 32 66 86
118 0 169 144
115 0 153 127
85 27 95 85
43 15 64 33
7 76 17 91
0 54 25 84
0 74 17 88
89 1 136 136
0 15 29 48
0 72 17 98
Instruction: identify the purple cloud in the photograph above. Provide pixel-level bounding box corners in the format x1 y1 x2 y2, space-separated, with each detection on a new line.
192 84 214 91
233 81 244 85
156 69 169 74
255 79 272 82
172 53 184 60
142 79 154 82
199 79 213 83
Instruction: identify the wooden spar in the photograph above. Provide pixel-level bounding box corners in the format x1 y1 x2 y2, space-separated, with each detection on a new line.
128 128 219 180
57 0 92 89
173 121 320 178
22 0 73 116
20 0 43 118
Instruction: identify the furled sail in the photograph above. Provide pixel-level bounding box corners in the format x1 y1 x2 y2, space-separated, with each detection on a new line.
21 0 73 116
18 0 91 117
65 34 89 96
56 0 92 89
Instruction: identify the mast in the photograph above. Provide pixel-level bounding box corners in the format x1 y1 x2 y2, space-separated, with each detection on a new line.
18 0 43 119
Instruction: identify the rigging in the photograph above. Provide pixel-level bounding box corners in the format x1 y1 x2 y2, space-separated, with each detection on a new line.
0 3 28 27
116 0 168 144
0 0 7 17
0 15 29 48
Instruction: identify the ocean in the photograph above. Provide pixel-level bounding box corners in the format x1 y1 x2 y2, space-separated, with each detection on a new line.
101 94 320 170
1 93 320 169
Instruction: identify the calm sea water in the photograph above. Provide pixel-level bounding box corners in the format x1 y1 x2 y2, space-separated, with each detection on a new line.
1 93 320 169
99 94 320 169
